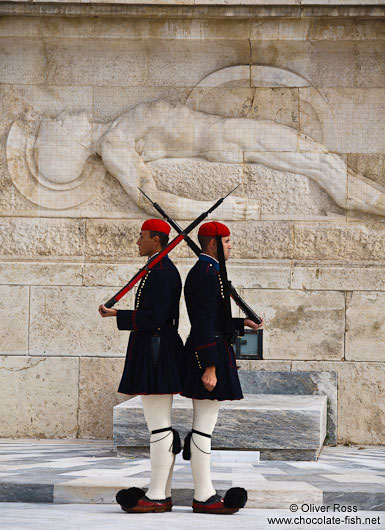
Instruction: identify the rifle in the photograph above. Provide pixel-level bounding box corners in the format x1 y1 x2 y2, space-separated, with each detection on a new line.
138 188 262 325
103 186 239 308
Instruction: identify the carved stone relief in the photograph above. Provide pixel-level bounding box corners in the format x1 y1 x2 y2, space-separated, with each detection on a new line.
7 114 106 210
6 65 385 219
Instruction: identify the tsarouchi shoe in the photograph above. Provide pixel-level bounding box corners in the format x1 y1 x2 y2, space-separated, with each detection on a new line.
116 488 170 513
192 488 248 515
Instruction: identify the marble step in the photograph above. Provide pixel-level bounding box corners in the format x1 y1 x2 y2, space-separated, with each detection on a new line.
53 473 322 509
2 442 385 511
113 394 327 461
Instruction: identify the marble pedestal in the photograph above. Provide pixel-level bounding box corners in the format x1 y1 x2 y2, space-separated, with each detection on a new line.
113 394 327 461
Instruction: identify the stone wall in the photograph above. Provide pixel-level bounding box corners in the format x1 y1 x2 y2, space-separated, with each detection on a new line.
0 4 384 444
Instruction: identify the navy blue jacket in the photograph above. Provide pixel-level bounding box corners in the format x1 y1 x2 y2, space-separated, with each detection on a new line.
116 254 181 333
116 254 183 395
184 254 244 369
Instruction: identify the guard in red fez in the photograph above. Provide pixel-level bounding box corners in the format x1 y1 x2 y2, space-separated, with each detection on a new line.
99 218 183 513
181 220 263 514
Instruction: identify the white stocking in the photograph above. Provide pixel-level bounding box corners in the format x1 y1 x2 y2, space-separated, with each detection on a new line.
190 399 220 502
141 394 174 500
165 455 175 498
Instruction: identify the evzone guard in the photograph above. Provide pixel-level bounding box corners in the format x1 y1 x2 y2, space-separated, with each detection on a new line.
99 218 184 513
182 221 263 514
99 214 263 514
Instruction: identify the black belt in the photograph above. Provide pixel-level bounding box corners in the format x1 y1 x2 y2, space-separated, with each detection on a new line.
134 319 178 335
214 331 239 345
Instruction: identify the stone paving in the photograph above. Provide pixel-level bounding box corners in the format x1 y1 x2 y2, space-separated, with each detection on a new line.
0 503 384 530
0 439 384 512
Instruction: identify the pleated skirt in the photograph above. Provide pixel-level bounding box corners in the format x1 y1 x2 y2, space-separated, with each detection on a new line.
181 336 244 401
117 329 184 395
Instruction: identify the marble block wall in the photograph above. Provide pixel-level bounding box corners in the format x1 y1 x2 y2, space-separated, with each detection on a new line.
0 1 384 444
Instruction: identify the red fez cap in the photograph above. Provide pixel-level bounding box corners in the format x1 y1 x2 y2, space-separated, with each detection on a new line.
198 221 230 237
141 219 170 235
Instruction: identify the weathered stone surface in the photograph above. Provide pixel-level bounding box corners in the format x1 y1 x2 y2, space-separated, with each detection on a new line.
151 18 251 39
0 16 41 37
0 286 29 354
239 289 345 360
84 218 294 260
0 356 79 438
307 18 359 40
114 394 327 460
41 16 148 39
251 18 311 40
293 221 385 261
82 261 143 287
229 222 294 259
3 0 385 5
292 360 385 444
84 258 292 290
348 153 385 191
244 163 343 219
251 41 357 88
45 38 148 87
150 158 243 203
187 87 257 118
356 19 385 40
237 359 291 371
0 218 85 260
1 175 143 220
92 86 189 121
251 64 310 88
147 39 250 87
227 261 292 289
85 220 142 260
292 265 385 291
238 369 337 443
1 2 384 16
356 41 385 88
249 87 300 128
309 41 357 87
195 0 300 4
188 86 300 125
78 357 126 438
299 88 385 154
346 292 385 362
0 262 83 286
0 37 45 84
5 84 93 117
302 0 385 6
29 287 133 356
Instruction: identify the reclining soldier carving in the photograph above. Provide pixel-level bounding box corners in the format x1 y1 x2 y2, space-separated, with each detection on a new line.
8 100 385 218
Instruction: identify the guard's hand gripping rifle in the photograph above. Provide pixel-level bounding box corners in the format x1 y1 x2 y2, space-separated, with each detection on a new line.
138 188 262 325
103 186 240 308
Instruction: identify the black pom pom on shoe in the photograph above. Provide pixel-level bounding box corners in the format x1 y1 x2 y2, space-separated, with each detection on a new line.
116 487 145 509
223 487 248 509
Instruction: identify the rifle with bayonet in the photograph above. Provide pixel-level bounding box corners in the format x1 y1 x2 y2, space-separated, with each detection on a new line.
138 187 263 325
103 186 240 308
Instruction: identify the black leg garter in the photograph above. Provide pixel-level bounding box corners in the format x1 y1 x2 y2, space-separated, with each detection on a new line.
151 426 181 455
182 429 211 461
